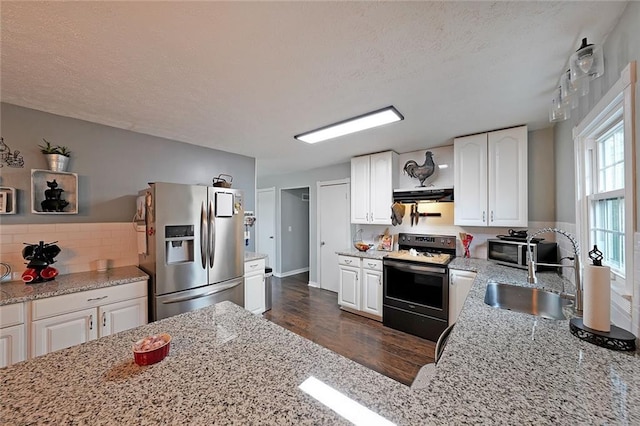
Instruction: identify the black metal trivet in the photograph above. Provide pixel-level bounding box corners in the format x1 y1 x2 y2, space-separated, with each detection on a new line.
569 318 636 352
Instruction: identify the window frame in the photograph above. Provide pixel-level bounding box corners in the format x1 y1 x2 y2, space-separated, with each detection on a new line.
573 61 636 327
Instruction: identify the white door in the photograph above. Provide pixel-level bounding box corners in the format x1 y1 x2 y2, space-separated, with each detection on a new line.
338 265 360 310
488 126 528 227
454 133 488 226
369 151 394 224
319 181 351 293
244 272 265 314
257 188 276 268
99 297 148 337
32 308 98 357
0 324 26 368
350 156 370 224
361 269 382 317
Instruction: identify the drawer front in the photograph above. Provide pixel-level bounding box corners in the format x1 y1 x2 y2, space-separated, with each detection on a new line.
245 259 265 276
338 255 361 267
362 259 383 271
0 303 25 328
32 280 147 321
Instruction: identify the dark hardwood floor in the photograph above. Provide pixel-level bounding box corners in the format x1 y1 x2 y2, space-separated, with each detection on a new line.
262 272 435 386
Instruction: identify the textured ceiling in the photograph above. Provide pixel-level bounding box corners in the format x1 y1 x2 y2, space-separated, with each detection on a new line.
0 1 627 178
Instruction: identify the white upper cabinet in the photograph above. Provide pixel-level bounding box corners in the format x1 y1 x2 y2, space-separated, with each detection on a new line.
454 126 528 227
351 151 398 224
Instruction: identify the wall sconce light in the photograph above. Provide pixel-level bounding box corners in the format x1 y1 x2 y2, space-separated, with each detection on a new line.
570 38 604 83
549 86 570 122
549 37 604 123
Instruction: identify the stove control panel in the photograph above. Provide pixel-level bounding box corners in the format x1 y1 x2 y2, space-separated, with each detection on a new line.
398 233 456 251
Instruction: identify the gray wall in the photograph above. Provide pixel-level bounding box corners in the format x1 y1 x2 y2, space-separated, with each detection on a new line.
281 187 310 273
259 162 351 283
527 127 556 222
0 103 256 251
554 1 640 226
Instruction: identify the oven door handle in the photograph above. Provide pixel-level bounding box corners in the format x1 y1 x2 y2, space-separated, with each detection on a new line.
384 260 446 275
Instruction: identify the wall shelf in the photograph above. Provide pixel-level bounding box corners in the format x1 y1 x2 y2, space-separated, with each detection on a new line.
31 169 78 214
0 186 17 214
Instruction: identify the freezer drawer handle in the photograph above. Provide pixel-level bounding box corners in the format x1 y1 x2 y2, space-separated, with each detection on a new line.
160 281 241 304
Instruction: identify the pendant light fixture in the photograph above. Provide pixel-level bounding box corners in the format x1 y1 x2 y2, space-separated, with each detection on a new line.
570 38 604 83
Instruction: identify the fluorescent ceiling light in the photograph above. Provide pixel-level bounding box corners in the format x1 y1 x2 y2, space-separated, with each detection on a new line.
295 106 403 144
298 376 396 426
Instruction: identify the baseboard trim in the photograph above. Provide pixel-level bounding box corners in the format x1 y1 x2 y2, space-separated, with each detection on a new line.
278 267 309 278
308 281 319 288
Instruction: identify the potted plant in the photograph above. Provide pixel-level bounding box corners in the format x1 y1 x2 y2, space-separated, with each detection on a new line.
38 139 71 172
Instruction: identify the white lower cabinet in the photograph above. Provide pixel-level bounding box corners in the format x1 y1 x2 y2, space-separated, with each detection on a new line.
338 255 383 320
448 270 477 325
30 280 147 358
0 303 27 368
245 258 266 314
338 264 360 310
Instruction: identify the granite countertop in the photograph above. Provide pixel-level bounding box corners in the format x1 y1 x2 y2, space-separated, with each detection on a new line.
0 265 149 306
0 301 435 425
336 249 388 259
1 260 638 424
244 252 268 262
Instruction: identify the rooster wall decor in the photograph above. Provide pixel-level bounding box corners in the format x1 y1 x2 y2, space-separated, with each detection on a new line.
403 151 435 187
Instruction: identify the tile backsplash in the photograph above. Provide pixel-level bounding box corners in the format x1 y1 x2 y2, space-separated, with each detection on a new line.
0 223 138 280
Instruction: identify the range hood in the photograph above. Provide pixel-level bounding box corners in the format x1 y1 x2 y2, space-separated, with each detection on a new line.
393 188 454 203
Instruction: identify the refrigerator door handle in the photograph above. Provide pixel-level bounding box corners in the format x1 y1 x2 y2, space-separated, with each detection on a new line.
160 281 241 304
209 200 215 268
200 201 207 269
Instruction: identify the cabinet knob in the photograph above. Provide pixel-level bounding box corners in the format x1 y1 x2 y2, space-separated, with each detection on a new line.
321 241 326 246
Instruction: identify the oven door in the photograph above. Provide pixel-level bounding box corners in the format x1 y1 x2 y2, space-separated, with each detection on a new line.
383 259 448 320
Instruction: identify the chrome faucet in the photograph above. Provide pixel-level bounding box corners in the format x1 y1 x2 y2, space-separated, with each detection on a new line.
527 228 583 315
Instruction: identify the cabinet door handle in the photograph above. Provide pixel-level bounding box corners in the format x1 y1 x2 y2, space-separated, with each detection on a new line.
89 314 93 330
482 211 486 222
102 312 107 327
87 295 108 302
366 213 369 222
250 264 258 269
491 211 494 222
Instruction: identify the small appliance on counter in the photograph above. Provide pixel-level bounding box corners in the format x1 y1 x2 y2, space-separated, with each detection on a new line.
21 240 61 283
487 229 558 271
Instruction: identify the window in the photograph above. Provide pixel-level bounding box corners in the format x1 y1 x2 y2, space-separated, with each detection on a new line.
589 121 625 274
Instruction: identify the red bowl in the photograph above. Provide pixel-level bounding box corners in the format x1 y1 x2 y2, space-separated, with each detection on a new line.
133 333 171 366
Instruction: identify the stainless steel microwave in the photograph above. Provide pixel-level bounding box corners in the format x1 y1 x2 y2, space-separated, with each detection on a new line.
487 239 558 270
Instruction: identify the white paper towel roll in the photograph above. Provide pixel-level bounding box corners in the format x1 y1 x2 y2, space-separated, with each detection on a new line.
583 263 611 332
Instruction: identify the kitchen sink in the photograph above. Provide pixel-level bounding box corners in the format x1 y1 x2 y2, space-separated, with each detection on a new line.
484 282 572 320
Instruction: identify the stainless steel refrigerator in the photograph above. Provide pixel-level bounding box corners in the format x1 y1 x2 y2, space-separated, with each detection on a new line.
138 182 244 321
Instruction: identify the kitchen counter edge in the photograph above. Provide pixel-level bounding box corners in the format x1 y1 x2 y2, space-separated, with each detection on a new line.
0 265 149 306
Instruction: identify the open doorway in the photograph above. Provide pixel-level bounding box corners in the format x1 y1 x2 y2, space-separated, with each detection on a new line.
279 187 310 277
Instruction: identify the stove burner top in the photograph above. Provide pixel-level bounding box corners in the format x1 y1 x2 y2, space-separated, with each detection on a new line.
385 250 453 266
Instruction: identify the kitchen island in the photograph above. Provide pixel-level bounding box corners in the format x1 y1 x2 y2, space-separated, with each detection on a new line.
1 261 639 424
